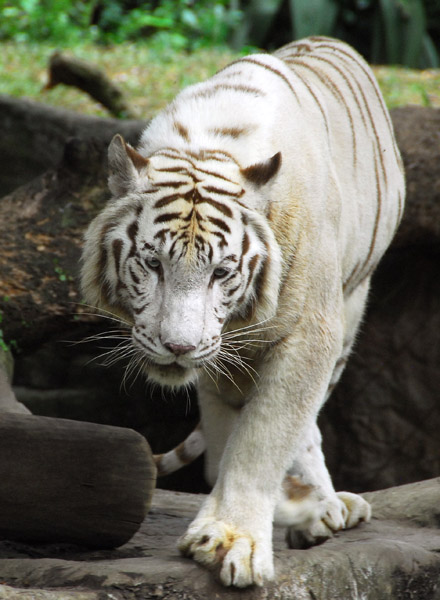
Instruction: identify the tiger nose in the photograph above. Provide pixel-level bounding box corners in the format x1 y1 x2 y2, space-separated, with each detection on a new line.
164 342 196 356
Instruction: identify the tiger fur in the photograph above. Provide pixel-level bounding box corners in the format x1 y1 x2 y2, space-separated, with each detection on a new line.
81 36 405 587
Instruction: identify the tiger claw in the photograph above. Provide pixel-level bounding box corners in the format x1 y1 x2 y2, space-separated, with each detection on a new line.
178 518 274 587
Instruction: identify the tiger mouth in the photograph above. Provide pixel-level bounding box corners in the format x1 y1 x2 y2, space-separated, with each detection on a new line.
145 360 198 388
156 362 187 374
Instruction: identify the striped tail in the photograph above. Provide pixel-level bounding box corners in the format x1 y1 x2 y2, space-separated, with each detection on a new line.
153 423 206 477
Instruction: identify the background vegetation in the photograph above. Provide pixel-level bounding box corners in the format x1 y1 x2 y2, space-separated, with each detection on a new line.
1 0 440 67
0 0 439 117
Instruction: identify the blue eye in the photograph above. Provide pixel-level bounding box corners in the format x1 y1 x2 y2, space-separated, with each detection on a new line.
213 267 229 279
146 257 161 270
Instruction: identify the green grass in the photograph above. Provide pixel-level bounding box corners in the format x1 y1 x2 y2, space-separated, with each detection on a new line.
1 41 439 118
0 41 239 118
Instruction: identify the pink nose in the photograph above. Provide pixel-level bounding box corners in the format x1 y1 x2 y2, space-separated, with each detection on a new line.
164 343 196 356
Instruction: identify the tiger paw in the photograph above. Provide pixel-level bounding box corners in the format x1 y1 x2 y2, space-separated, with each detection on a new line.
178 518 274 587
286 491 371 549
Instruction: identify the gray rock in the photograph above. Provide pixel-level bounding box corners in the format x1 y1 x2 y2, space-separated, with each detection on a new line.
0 478 439 599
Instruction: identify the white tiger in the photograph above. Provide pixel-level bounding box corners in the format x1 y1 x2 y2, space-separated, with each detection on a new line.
81 36 405 588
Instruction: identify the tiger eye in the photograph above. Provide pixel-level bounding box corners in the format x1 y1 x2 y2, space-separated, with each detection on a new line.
146 257 161 270
213 267 229 279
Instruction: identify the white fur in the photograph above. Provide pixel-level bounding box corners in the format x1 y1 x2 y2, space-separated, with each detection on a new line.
81 37 405 587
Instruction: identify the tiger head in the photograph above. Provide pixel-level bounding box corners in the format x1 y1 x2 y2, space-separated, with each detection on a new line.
81 135 283 387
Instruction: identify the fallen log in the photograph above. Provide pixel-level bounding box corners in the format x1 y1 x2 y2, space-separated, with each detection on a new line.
45 52 137 119
0 413 156 548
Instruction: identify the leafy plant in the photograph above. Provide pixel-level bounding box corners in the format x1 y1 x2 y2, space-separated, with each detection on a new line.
0 0 95 44
97 0 243 50
0 311 17 353
0 0 438 65
372 0 439 67
232 0 439 67
0 312 8 353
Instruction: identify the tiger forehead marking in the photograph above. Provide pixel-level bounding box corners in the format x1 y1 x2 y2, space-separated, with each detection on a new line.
143 151 246 263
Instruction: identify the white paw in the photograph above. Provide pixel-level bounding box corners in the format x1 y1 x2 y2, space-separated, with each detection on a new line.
337 491 372 528
178 517 274 587
286 492 371 549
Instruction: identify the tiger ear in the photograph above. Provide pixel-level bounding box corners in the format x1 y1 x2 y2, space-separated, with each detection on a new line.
241 152 282 187
108 134 149 196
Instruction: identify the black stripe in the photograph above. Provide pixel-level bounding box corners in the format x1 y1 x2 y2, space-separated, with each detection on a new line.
247 254 260 283
194 166 239 185
195 196 233 218
154 212 182 224
207 243 214 263
127 219 139 258
240 57 301 104
202 185 243 198
112 238 123 274
288 67 329 134
227 284 241 297
174 121 190 142
129 264 140 285
208 216 231 234
154 180 191 189
154 194 185 209
315 42 402 167
211 230 227 246
153 228 168 242
189 83 265 100
288 56 358 166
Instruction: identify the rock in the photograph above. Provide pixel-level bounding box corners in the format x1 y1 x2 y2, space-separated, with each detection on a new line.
0 478 439 599
0 94 146 197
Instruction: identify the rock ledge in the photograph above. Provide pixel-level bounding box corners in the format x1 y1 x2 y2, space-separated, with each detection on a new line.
0 478 439 599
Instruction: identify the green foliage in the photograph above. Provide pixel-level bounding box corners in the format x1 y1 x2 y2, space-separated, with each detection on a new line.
0 312 8 353
0 0 96 44
233 0 439 67
371 0 439 67
289 0 339 39
0 311 17 353
0 0 242 50
53 258 73 283
97 0 243 50
0 0 438 65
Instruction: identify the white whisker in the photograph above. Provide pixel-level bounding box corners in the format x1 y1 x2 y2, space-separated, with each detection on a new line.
210 356 243 394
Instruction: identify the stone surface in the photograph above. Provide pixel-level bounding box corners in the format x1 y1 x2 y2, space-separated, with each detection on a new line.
0 479 439 599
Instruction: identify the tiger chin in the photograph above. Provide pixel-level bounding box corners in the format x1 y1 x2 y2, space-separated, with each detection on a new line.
144 362 197 389
81 36 404 589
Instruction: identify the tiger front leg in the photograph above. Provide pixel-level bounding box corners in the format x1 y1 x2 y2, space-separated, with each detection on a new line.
177 400 277 586
179 327 342 587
